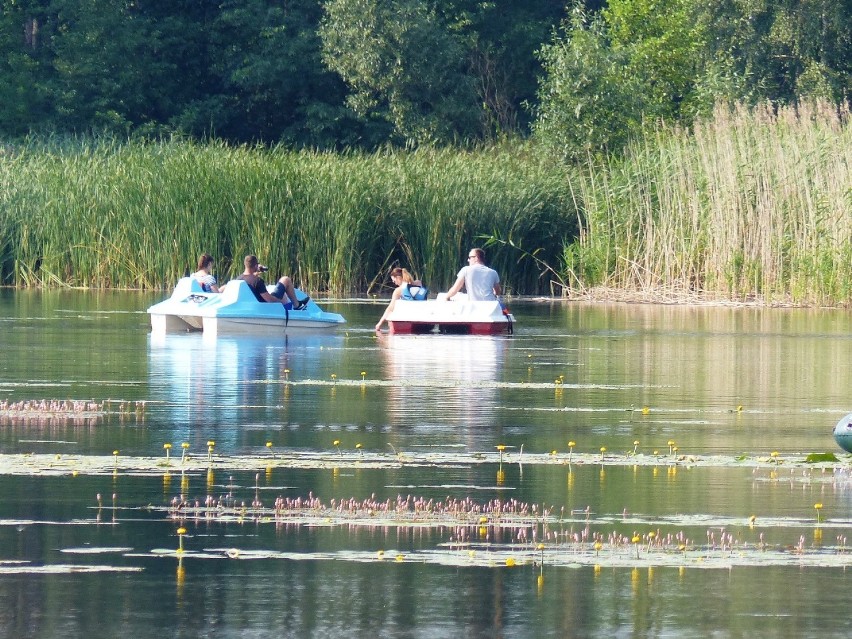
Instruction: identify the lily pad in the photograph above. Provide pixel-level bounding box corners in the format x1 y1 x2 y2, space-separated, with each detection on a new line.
805 452 840 463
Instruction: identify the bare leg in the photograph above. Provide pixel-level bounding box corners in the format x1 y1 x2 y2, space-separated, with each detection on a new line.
277 276 307 308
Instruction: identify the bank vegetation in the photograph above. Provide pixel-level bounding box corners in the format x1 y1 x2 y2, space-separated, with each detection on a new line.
0 100 848 305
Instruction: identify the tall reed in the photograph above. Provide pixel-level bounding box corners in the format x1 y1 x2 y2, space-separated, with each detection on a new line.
569 100 851 305
0 138 576 294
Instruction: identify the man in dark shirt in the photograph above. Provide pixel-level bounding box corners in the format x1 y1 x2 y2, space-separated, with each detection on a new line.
238 255 307 310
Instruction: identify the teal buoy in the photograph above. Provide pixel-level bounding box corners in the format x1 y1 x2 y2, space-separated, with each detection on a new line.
833 413 852 453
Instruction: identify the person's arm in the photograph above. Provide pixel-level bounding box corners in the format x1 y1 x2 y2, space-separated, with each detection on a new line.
445 274 466 301
375 287 403 330
493 282 502 297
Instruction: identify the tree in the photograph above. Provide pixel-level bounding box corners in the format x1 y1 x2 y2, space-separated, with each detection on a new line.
171 0 368 148
0 0 210 137
438 0 569 136
603 0 702 120
692 0 851 106
0 0 48 136
532 0 850 160
532 6 648 161
319 0 482 145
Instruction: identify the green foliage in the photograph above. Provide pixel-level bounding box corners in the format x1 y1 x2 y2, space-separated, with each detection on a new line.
804 452 839 463
603 0 702 119
0 137 576 294
690 0 851 107
533 0 850 160
174 0 362 148
1 1 569 147
533 6 648 161
319 0 482 145
564 100 852 305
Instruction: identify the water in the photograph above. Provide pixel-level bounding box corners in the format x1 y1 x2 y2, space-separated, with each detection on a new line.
1 289 852 638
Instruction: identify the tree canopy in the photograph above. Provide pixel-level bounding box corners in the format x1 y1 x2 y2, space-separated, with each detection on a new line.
0 0 848 153
533 0 850 160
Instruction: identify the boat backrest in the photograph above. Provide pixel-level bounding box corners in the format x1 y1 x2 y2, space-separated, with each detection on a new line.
172 277 205 298
219 279 260 304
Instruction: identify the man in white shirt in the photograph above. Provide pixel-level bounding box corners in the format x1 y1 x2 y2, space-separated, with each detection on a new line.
445 248 501 302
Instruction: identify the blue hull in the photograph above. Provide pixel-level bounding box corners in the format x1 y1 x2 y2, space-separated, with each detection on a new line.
147 277 345 335
833 412 852 453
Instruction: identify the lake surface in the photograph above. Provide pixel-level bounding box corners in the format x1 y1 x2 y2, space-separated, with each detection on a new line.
1 289 851 638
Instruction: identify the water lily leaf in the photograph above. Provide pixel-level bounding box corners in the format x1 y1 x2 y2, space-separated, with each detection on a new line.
804 452 839 463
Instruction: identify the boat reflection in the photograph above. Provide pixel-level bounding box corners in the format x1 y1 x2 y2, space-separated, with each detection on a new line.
147 331 343 439
378 334 509 437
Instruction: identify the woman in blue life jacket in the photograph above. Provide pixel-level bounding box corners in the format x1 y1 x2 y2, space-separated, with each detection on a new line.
375 267 427 331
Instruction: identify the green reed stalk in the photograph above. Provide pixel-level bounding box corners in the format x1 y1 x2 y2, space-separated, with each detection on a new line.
0 138 575 294
570 99 851 305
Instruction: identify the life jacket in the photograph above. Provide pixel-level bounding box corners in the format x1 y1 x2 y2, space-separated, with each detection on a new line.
401 282 428 301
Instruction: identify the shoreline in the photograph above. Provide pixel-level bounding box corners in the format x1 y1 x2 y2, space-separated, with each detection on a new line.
550 286 851 309
2 284 850 309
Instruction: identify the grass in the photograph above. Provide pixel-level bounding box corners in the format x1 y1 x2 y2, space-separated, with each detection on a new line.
0 138 576 295
567 99 851 306
2 98 848 305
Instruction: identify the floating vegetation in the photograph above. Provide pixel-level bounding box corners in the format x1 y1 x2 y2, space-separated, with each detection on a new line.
4 432 852 574
8 468 852 573
0 398 147 426
806 452 840 463
136 543 852 570
113 493 852 570
0 562 143 574
254 377 645 391
60 547 134 554
0 518 103 528
1 446 850 478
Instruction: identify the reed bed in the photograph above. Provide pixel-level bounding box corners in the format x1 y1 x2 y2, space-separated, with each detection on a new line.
0 138 575 295
3 101 847 304
568 100 851 306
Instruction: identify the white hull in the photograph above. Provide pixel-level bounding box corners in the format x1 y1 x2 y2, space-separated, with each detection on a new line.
386 294 514 335
150 312 197 333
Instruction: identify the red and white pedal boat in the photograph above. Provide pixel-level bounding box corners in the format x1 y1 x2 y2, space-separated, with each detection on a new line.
386 293 514 335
